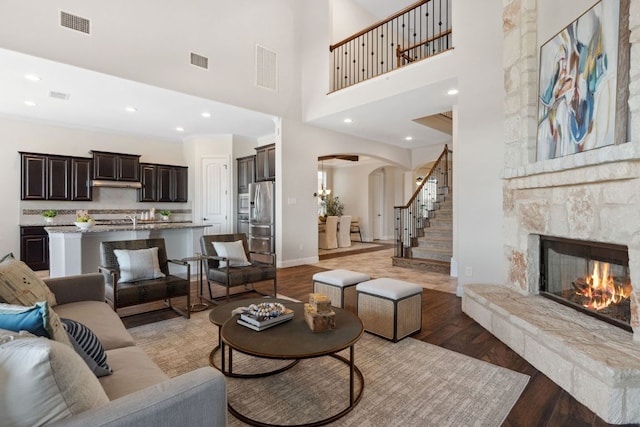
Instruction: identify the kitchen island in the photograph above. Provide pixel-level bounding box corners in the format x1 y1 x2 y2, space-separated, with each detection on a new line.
46 222 206 278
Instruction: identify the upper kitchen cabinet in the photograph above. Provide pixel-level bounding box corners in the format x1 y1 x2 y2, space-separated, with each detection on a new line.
20 152 92 201
255 144 275 181
21 153 47 200
71 157 92 201
237 155 256 193
138 163 187 203
91 151 140 181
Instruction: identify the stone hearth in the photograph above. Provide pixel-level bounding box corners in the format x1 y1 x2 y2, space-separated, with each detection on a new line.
463 284 640 424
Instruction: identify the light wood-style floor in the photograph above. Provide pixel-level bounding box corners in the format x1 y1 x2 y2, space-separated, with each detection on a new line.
121 243 628 426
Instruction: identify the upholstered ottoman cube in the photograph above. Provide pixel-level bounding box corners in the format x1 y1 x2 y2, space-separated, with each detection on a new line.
312 269 370 314
356 278 422 342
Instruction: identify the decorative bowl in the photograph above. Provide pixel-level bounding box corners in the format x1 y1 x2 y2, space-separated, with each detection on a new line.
74 221 93 231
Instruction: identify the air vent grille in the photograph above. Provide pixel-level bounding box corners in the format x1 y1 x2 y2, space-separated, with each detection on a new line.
190 52 209 69
60 11 90 34
255 44 277 91
49 91 70 101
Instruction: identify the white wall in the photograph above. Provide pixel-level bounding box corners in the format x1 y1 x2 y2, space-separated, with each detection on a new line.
453 0 505 292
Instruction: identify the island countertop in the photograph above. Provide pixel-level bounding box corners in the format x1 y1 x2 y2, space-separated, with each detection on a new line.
45 222 206 233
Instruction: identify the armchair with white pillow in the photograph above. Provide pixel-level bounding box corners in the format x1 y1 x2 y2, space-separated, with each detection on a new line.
99 238 190 318
200 233 277 303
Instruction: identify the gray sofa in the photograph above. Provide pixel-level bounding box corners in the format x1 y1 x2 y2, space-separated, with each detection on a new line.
43 273 227 427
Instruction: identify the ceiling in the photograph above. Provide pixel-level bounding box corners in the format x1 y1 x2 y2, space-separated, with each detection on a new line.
0 0 453 150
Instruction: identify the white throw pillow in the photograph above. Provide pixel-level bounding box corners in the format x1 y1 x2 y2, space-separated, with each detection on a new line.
212 240 251 268
113 247 166 283
0 337 109 427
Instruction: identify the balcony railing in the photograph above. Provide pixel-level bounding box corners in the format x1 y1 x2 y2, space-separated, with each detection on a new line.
329 0 452 92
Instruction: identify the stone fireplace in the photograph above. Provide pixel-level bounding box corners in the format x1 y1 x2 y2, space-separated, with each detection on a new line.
461 0 640 424
540 236 633 331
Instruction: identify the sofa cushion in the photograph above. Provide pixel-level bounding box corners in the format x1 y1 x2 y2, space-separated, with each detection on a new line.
113 247 165 283
62 318 113 377
53 300 135 351
0 337 109 427
0 301 71 347
212 240 251 268
0 255 57 307
100 346 169 400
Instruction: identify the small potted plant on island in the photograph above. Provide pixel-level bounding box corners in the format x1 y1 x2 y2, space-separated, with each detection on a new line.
160 210 172 221
74 210 95 230
42 209 57 224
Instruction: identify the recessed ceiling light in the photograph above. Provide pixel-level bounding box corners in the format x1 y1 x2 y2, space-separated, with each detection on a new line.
405 136 413 141
447 88 459 95
201 112 211 118
24 100 36 107
24 74 41 82
125 106 138 113
343 118 353 123
175 127 185 132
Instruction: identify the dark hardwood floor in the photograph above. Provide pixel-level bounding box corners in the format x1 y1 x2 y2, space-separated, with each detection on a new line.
120 260 634 427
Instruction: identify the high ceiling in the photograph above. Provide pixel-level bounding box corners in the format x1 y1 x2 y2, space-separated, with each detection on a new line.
0 1 453 150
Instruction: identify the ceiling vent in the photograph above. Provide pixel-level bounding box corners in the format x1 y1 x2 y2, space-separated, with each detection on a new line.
60 11 90 34
255 44 277 91
190 52 209 69
49 91 70 101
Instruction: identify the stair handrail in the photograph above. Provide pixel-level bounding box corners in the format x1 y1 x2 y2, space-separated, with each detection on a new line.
330 0 429 52
329 0 452 91
396 144 449 210
394 144 451 257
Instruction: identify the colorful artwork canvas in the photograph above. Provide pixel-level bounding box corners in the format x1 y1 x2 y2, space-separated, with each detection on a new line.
536 0 621 161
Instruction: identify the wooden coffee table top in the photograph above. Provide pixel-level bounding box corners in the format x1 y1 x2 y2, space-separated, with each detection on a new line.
213 298 364 359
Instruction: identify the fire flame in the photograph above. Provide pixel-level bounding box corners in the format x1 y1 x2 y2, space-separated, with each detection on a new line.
576 262 632 311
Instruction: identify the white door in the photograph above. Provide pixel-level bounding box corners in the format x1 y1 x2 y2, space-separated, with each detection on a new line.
201 157 230 235
370 171 384 240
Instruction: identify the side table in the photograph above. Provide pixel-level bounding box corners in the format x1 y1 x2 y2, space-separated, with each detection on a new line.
180 253 208 312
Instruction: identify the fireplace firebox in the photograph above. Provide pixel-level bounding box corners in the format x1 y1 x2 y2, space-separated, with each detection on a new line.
539 236 632 332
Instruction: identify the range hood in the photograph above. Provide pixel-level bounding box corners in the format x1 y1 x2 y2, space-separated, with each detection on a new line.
91 180 142 189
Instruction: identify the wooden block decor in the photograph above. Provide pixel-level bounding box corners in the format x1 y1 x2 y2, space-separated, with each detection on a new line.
304 302 336 332
309 293 332 313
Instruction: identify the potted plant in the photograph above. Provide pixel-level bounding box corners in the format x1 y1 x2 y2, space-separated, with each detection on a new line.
324 196 344 217
42 209 57 224
74 209 94 230
159 210 172 221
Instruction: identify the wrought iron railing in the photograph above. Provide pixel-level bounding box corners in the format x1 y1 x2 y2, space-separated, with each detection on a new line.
329 0 452 92
394 145 452 258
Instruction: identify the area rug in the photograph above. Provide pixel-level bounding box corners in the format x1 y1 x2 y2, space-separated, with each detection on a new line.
128 310 530 426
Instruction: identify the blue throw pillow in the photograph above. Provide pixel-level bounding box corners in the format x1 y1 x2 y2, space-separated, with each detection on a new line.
61 318 112 377
0 302 50 337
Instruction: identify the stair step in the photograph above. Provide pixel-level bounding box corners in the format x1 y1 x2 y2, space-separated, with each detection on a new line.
417 239 452 251
392 256 450 274
410 247 452 262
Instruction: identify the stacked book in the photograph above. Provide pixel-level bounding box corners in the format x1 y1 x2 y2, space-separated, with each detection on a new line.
237 308 294 331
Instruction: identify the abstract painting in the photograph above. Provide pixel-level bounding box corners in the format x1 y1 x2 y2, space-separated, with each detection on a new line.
536 0 622 161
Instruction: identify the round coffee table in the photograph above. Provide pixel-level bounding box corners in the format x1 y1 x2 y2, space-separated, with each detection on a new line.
212 298 365 426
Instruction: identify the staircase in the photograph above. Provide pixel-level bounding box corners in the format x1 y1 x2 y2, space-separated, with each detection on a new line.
393 145 452 274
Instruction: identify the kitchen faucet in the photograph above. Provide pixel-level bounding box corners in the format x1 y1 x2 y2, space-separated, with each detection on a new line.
124 214 137 228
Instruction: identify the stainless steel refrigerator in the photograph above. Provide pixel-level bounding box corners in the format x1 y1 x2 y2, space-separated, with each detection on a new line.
249 181 275 254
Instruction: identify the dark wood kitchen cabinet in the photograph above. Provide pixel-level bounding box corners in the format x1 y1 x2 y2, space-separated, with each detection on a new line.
255 143 275 181
20 226 49 271
47 156 70 200
20 152 92 201
91 151 140 181
138 163 158 202
70 157 92 201
237 155 255 193
138 163 187 202
21 153 47 200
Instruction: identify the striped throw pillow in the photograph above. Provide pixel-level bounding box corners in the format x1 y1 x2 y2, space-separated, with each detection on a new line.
62 318 112 377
